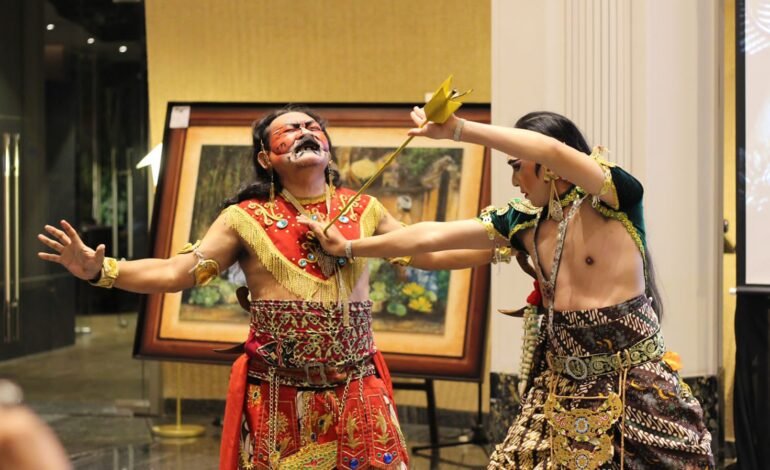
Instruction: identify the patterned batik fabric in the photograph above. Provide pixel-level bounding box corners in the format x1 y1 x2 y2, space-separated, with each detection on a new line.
237 375 408 470
245 300 375 371
223 300 407 469
488 296 715 469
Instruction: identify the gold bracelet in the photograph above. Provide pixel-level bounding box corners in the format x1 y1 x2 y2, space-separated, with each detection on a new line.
492 246 512 265
89 257 119 288
387 256 413 266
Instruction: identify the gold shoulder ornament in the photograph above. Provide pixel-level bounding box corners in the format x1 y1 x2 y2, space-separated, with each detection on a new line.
509 198 541 215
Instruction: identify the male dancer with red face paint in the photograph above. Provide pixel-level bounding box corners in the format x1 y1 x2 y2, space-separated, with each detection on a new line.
38 105 494 469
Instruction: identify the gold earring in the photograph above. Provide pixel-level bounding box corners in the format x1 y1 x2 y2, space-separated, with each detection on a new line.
269 166 275 205
548 180 564 221
543 168 563 221
258 140 275 205
326 162 336 192
543 167 557 183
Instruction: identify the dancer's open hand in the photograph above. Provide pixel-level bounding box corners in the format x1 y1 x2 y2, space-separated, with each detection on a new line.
37 220 105 281
298 216 348 257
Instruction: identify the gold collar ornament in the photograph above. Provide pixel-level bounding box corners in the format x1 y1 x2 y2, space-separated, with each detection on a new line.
280 185 346 277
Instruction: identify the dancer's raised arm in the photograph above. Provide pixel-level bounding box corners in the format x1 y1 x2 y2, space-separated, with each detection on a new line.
408 107 618 208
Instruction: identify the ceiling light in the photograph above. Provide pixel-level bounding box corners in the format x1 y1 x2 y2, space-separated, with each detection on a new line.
118 45 127 53
46 24 55 31
87 37 95 45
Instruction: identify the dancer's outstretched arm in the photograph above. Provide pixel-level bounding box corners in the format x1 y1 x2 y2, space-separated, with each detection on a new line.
303 217 495 260
37 214 241 294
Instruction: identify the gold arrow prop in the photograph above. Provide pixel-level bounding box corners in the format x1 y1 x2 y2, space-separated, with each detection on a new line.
324 75 472 233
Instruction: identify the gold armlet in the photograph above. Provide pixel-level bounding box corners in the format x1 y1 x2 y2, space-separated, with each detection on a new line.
387 256 413 267
189 249 220 286
89 257 119 289
597 165 614 197
178 240 201 254
591 146 617 198
491 246 512 265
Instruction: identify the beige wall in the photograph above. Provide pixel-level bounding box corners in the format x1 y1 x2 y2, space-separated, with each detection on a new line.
723 0 736 442
488 0 564 373
146 0 490 147
635 0 721 377
490 0 722 378
145 0 491 411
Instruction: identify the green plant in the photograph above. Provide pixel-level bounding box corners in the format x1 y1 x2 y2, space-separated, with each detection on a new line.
187 277 238 307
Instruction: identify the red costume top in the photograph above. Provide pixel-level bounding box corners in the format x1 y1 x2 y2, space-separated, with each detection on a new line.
222 187 385 303
218 187 407 470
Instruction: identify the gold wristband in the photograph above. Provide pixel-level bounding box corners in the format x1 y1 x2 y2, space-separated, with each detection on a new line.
89 257 119 288
492 246 512 265
387 256 413 267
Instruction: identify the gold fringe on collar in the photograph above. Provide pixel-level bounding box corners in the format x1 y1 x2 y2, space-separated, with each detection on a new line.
222 197 385 302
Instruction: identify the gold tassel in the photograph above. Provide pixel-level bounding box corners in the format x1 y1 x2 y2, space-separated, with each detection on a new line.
548 180 564 222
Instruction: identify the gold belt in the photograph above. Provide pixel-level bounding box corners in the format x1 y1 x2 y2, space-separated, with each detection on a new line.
548 330 665 380
248 357 376 388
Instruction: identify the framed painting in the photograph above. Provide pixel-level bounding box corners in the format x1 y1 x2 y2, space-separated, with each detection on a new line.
134 102 491 381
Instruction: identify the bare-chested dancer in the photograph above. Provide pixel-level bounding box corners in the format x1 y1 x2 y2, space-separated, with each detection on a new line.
304 108 715 469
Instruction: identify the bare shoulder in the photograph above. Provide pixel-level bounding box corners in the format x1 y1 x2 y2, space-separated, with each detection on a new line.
202 209 244 247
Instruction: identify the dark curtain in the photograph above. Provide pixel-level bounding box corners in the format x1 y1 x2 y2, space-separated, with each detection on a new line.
734 293 770 469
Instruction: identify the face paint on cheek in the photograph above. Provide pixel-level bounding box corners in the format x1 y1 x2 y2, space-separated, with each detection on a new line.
269 133 296 155
269 130 329 156
313 131 330 151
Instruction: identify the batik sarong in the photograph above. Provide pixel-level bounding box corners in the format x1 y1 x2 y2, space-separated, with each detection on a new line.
220 300 408 470
488 296 714 469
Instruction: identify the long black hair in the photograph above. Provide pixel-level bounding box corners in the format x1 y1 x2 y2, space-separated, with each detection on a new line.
514 111 665 320
222 104 341 208
515 111 591 176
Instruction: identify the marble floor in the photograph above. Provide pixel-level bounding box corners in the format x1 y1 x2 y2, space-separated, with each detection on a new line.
0 314 489 469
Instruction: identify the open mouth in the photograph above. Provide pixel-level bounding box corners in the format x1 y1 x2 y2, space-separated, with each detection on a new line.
292 135 323 159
